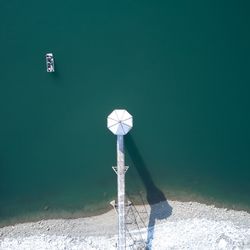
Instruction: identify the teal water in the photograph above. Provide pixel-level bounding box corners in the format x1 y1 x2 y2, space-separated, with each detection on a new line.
0 0 250 224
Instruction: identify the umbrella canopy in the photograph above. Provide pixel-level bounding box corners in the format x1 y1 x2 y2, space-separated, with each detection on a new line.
107 109 133 135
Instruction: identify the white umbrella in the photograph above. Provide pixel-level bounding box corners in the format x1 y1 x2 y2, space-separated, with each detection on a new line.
107 109 133 135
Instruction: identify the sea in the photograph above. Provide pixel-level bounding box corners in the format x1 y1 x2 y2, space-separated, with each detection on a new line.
0 0 249 225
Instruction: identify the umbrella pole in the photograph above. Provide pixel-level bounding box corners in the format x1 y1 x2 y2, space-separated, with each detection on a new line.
117 135 126 250
107 109 133 250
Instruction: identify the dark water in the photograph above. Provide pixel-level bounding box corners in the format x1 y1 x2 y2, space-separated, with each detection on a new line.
0 0 250 224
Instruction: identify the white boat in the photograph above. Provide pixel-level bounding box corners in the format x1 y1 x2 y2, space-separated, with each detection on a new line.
46 53 55 72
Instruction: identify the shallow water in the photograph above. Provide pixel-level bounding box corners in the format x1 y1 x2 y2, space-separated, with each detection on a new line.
0 0 250 224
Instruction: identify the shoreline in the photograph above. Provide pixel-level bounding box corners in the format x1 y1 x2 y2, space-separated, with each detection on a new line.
1 191 250 229
0 200 250 249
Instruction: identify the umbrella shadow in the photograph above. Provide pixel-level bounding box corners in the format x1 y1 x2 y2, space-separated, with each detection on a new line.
126 134 172 249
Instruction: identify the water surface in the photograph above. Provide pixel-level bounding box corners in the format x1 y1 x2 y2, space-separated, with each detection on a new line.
0 0 250 224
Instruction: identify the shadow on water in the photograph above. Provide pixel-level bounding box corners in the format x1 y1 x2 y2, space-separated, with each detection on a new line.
51 66 60 79
126 134 172 249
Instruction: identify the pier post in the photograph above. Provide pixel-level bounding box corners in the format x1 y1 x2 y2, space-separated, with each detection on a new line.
117 135 126 250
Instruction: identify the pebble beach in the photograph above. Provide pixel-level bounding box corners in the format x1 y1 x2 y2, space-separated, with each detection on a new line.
1 200 250 250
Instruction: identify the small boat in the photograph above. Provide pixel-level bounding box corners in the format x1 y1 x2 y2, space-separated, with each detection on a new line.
46 53 55 72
